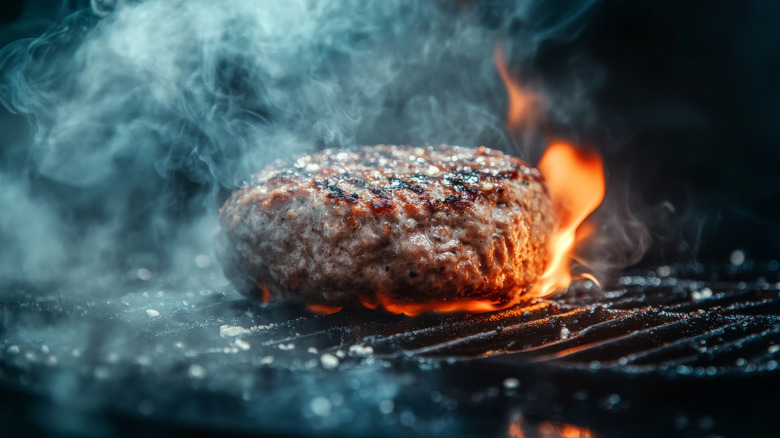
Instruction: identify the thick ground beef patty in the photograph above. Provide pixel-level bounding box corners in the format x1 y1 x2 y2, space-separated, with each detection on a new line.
216 145 554 310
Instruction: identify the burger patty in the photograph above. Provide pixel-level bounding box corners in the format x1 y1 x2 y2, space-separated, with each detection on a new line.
215 145 554 310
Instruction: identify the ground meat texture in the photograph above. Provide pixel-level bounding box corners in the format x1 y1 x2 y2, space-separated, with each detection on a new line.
215 145 554 310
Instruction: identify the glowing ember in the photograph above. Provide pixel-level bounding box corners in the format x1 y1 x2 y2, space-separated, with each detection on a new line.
508 418 597 438
307 304 343 315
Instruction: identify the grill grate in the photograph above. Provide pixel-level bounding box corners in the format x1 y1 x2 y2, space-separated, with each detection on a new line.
269 276 780 373
1 265 779 437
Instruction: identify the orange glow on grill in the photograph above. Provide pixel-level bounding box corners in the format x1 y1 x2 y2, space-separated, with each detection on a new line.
508 418 597 438
306 304 343 315
377 294 514 317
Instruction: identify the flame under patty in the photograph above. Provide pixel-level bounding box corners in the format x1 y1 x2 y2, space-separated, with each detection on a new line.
216 145 554 310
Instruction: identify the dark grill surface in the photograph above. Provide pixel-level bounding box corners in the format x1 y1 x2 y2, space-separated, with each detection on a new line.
1 264 779 437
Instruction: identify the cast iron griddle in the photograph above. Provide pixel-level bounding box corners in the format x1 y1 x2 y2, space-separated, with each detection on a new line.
1 263 779 437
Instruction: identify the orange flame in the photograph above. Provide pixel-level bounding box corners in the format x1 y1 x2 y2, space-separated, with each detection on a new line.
495 45 605 300
533 142 604 297
494 46 541 130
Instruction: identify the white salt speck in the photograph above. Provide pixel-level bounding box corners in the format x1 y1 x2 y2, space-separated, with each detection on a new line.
7 345 20 354
307 347 319 354
657 266 672 277
41 345 50 354
730 250 745 266
320 353 340 369
692 287 712 301
310 396 332 417
348 344 374 356
137 268 152 281
676 365 692 375
736 358 747 366
234 339 251 351
188 364 206 379
278 343 295 351
146 309 160 318
560 327 570 340
260 356 275 365
195 254 210 269
379 399 395 414
219 324 250 337
768 345 780 354
136 355 151 366
72 349 81 358
335 349 346 358
503 378 520 389
174 342 185 349
46 355 58 366
425 165 441 176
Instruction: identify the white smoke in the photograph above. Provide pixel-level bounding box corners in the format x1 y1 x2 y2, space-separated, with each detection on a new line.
0 0 605 285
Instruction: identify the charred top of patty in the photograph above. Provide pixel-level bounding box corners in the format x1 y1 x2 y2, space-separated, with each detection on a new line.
229 145 545 215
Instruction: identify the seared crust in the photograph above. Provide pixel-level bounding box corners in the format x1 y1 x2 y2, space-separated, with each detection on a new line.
216 145 554 309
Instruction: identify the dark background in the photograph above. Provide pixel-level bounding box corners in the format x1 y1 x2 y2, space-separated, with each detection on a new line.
1 0 779 267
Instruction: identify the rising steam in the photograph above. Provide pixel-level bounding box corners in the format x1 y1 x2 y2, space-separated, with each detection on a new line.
0 0 611 286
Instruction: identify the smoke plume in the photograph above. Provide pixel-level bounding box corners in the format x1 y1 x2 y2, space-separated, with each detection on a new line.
0 0 610 285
